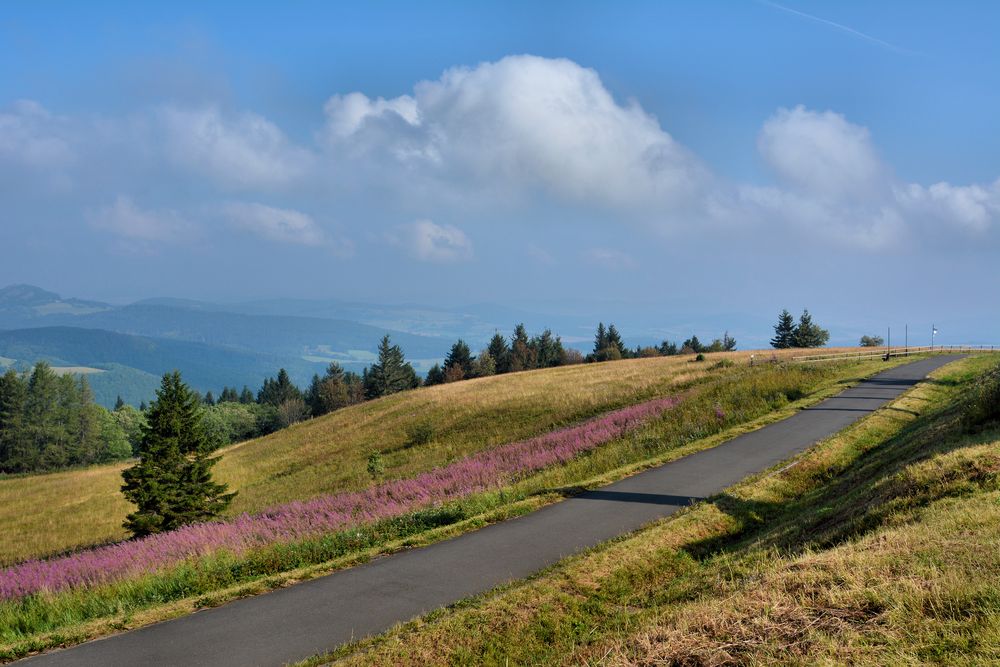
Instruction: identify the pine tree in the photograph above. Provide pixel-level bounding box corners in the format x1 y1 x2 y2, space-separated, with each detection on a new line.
307 363 350 417
593 323 608 356
722 331 737 351
239 386 254 404
24 362 64 470
203 391 215 406
791 309 830 348
115 395 126 410
444 339 474 379
682 335 705 354
365 335 418 398
473 350 497 377
658 340 679 356
771 309 796 349
424 363 446 386
121 371 235 537
0 370 28 473
606 324 627 357
532 329 564 368
487 332 512 374
257 369 301 406
510 323 537 372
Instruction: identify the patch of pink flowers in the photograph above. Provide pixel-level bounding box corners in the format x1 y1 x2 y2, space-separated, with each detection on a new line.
0 395 679 601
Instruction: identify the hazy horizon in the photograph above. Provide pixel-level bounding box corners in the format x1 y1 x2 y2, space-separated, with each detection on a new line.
2 2 998 345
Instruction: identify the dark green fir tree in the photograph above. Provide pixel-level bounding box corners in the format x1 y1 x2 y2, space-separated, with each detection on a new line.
121 371 235 537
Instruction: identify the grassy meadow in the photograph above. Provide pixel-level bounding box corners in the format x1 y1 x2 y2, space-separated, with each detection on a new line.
0 346 866 566
0 351 907 659
311 354 1000 666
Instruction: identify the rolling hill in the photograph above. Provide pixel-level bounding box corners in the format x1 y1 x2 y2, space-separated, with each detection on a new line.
0 327 332 406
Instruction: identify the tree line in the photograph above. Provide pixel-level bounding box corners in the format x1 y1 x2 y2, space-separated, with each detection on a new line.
0 363 133 473
1 312 837 476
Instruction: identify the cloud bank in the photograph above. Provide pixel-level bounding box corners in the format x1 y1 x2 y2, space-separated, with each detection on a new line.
2 55 998 259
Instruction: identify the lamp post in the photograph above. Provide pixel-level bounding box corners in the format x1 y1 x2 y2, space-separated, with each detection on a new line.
932 325 938 351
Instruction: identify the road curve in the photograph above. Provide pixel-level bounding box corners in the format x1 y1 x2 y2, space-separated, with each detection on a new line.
20 356 961 667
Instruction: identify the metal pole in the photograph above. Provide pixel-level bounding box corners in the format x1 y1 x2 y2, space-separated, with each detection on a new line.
905 324 908 357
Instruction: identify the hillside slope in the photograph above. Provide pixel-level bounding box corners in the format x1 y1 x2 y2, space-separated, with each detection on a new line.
0 354 707 564
0 327 329 405
0 348 870 566
320 355 1000 666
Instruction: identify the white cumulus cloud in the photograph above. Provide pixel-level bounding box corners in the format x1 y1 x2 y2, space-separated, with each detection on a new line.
159 107 314 189
388 220 473 262
89 196 193 243
0 100 75 170
322 55 709 208
222 202 350 254
758 105 887 200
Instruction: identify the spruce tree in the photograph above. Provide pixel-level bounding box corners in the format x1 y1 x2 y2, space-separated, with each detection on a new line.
444 339 474 378
121 371 235 537
424 363 446 386
239 386 254 404
593 323 608 356
365 335 417 398
606 324 627 357
487 332 512 374
0 370 28 473
791 309 830 348
115 395 126 410
771 309 796 349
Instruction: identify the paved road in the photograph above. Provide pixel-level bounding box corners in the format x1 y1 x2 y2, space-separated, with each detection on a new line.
21 356 959 667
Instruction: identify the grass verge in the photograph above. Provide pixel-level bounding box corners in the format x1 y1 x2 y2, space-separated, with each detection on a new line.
0 356 920 661
304 354 1000 666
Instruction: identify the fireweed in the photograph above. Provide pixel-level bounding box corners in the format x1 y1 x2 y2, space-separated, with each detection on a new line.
0 396 680 601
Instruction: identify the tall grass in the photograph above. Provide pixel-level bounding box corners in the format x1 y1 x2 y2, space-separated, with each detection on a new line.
317 355 1000 667
0 360 872 657
0 397 679 601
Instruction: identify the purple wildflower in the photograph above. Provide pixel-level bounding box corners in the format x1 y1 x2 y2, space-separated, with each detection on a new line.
0 395 680 601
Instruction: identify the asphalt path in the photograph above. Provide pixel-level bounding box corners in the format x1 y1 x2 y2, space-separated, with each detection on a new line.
21 356 960 667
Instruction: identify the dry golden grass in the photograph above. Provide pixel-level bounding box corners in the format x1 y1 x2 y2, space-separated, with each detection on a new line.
323 355 1000 667
2 349 823 566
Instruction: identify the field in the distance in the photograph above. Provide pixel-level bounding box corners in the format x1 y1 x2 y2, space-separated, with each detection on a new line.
0 347 875 566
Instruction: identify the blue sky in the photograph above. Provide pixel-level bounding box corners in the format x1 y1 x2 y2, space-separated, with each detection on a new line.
1 1 998 344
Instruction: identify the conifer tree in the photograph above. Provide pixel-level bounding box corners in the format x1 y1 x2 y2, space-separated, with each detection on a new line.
791 309 830 348
606 324 627 357
121 371 234 537
424 363 445 386
771 309 796 349
444 339 474 378
365 335 418 398
239 386 254 404
487 332 512 374
115 395 126 410
658 340 679 356
593 322 608 356
0 370 28 472
510 323 537 371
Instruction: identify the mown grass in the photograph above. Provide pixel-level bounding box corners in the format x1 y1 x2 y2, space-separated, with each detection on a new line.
0 355 900 660
310 354 1000 666
0 347 863 566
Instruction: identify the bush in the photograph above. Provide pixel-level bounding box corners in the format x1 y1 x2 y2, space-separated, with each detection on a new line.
961 366 1000 431
695 353 706 362
406 422 435 448
367 451 384 478
711 359 735 370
